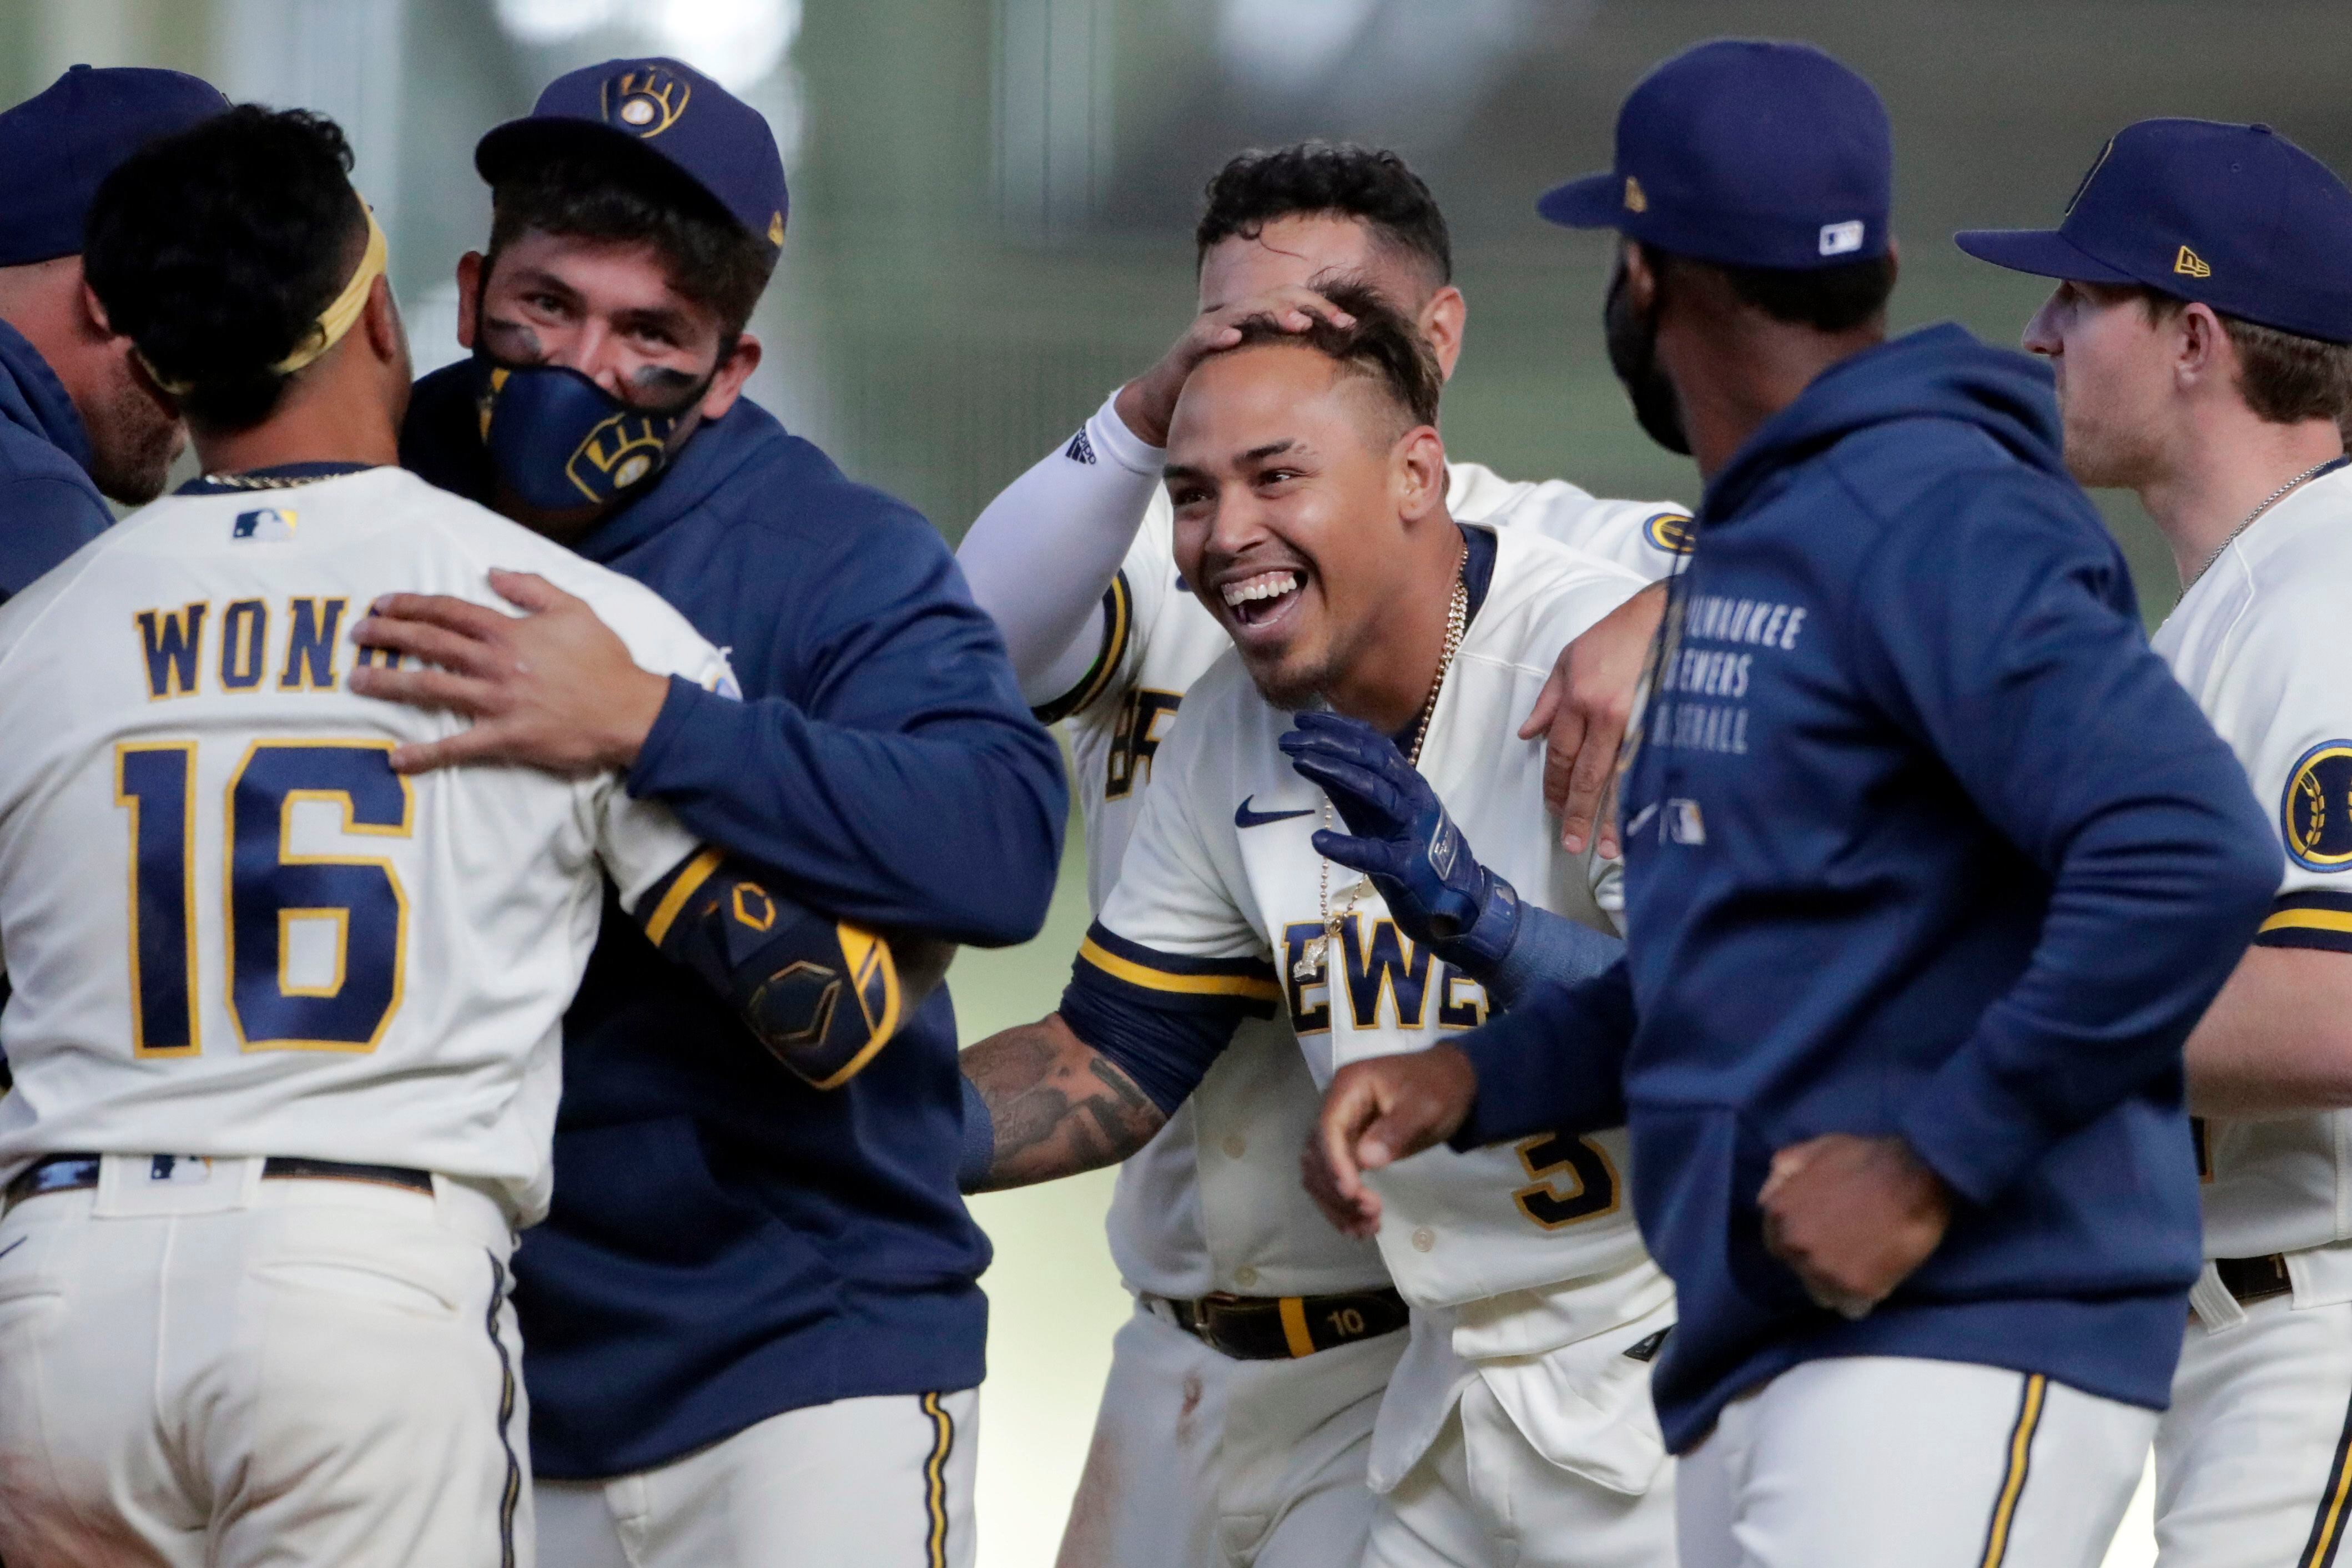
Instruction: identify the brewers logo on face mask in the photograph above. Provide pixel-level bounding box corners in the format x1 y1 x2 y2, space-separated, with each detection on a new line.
477 360 698 512
2283 740 2352 871
570 414 671 499
602 67 689 138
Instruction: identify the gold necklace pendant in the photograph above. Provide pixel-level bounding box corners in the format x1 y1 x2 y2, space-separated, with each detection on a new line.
1305 569 1470 984
1295 931 1329 982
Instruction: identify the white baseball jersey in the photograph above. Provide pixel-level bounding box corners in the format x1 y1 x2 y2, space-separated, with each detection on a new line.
2152 463 2352 1263
1058 465 1689 1301
1087 525 1655 1308
0 466 729 1225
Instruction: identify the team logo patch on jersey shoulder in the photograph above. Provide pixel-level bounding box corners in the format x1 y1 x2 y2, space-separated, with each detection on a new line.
231 507 296 542
2284 740 2352 871
1643 511 1695 556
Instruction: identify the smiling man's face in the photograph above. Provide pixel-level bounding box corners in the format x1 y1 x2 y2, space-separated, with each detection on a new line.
1165 342 1422 710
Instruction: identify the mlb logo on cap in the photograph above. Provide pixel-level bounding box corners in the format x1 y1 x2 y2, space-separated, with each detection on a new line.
1820 220 1867 258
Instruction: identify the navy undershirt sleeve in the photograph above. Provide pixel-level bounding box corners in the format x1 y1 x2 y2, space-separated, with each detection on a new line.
1449 959 1637 1149
1480 903 1625 1010
1055 927 1276 1116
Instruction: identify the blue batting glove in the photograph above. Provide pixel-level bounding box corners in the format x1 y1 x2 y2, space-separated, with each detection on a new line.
1278 712 1522 975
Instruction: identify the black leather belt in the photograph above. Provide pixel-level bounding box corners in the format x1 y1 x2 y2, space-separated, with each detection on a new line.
1148 1287 1409 1360
2217 1253 2293 1306
4 1153 432 1214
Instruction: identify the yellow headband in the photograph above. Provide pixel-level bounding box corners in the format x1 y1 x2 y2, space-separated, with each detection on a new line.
138 200 388 397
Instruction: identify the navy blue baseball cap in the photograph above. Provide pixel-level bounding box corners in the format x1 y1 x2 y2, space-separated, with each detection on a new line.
476 58 787 259
1538 39 1893 272
1955 120 2352 345
0 64 228 266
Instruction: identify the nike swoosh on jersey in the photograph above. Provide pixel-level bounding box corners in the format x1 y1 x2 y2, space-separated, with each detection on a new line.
1235 796 1316 829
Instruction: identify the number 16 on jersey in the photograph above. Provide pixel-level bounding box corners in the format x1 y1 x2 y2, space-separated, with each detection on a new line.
115 738 412 1057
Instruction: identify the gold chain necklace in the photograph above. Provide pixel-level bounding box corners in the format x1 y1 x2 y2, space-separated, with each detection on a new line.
2190 457 2341 586
1296 569 1470 983
197 469 349 491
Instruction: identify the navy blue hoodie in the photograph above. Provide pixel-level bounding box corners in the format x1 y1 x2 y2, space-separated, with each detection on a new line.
402 363 1067 1476
0 318 113 599
1455 325 2277 1453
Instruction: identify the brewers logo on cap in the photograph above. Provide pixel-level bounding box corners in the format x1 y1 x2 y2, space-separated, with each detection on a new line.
603 67 689 138
2283 740 2352 871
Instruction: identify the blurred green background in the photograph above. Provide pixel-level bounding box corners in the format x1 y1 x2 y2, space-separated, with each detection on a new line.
7 1 2347 1560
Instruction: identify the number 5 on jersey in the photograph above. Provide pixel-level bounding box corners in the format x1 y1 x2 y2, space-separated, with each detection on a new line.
115 739 411 1055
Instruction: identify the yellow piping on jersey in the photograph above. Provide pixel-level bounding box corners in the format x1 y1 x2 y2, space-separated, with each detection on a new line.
643 848 725 947
1077 936 1282 1004
2262 907 2352 937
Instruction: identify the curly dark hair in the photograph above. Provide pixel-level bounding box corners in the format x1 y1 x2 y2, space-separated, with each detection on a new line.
1227 279 1442 433
1197 142 1452 285
85 105 366 431
487 150 774 341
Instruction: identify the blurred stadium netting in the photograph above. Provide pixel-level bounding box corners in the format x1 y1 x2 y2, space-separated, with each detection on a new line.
6 1 2345 1560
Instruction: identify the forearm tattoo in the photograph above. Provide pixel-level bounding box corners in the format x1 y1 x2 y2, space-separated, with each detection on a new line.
963 1019 1165 1191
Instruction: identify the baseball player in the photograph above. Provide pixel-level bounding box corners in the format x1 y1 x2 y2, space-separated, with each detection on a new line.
1313 41 2281 1568
954 141 1687 1568
963 293 1676 1567
365 58 1067 1568
0 66 225 603
1957 119 2352 1568
0 104 932 1568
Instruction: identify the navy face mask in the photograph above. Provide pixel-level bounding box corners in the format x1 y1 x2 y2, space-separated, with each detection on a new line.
474 356 710 513
1604 253 1691 458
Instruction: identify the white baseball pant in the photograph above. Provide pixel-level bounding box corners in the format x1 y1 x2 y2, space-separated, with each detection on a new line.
1053 1298 1402 1568
1677 1355 2153 1568
0 1154 526 1568
535 1387 978 1568
2157 1282 2352 1567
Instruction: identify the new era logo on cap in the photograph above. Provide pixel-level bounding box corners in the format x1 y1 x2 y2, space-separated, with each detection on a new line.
1820 220 1866 257
1624 175 1648 213
1956 119 2352 346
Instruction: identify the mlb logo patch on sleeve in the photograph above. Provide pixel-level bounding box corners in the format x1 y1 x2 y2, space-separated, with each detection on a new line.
231 508 297 542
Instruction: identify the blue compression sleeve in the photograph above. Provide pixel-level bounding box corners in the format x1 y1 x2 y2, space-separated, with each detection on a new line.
1449 959 1638 1149
957 1073 995 1192
1479 904 1625 1010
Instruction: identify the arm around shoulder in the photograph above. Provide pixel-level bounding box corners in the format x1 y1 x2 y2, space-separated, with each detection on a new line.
627 506 1070 946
